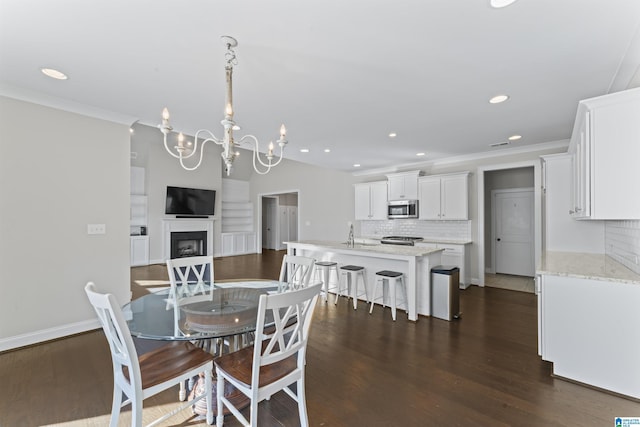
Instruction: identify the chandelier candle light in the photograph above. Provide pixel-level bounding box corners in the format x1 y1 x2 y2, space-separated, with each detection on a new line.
159 36 288 175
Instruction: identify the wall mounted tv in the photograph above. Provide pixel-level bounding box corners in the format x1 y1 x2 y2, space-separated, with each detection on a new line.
165 186 216 217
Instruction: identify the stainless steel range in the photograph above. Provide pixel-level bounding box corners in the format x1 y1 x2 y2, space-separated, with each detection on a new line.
380 236 424 246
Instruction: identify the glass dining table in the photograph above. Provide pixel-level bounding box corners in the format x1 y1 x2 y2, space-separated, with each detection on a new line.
124 280 283 347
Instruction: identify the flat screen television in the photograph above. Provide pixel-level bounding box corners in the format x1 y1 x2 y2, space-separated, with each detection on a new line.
165 186 216 217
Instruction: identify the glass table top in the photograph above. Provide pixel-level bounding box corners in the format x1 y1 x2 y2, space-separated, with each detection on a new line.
123 280 282 341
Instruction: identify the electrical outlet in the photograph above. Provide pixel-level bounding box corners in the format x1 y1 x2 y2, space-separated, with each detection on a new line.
87 224 106 235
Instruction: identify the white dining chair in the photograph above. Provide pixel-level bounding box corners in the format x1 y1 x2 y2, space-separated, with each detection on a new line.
166 255 214 307
215 282 322 427
278 255 315 292
84 282 215 426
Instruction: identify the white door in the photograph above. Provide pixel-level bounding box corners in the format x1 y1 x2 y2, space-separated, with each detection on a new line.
278 205 289 250
262 197 278 250
494 189 534 276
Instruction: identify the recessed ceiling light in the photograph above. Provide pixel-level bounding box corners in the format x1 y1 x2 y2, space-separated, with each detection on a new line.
508 134 522 141
416 152 426 156
41 68 68 80
490 0 518 8
489 94 510 104
300 148 309 153
388 133 397 138
324 149 331 153
353 164 361 168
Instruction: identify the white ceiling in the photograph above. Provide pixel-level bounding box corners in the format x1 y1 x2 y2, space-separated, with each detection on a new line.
1 0 639 174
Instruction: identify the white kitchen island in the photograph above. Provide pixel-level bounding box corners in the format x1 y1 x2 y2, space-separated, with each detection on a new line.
285 240 443 321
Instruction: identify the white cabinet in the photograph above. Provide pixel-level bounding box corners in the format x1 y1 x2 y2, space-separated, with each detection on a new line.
418 172 469 220
221 232 257 256
130 236 149 266
537 273 640 399
386 170 421 201
541 154 604 253
354 181 388 220
568 87 640 219
416 242 470 288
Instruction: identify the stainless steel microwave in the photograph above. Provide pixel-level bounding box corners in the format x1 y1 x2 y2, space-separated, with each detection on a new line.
388 200 418 219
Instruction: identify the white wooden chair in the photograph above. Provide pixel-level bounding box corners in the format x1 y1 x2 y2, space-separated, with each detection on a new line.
215 282 322 427
278 255 315 292
166 255 214 308
84 282 214 426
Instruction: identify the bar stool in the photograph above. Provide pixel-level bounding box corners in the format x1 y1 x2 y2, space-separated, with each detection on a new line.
369 270 406 321
314 261 339 302
335 265 368 310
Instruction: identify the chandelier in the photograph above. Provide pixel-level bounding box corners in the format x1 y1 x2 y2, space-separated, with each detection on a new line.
158 36 288 175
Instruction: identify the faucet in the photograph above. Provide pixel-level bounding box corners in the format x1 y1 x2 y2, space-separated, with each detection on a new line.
347 223 355 248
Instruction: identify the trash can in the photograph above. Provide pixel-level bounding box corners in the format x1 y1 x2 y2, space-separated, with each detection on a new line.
431 266 461 321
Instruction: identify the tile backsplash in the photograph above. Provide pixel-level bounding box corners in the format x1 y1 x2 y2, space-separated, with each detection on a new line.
360 220 471 241
605 220 640 275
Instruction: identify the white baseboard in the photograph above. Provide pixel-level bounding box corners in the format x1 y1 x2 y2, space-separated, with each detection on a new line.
0 319 100 353
471 277 483 287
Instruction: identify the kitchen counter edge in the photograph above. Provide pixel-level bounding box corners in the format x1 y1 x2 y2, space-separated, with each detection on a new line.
285 240 444 257
537 251 640 285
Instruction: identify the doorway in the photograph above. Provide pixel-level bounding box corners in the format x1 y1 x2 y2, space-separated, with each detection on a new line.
491 188 534 277
262 196 278 250
259 192 299 252
477 162 541 288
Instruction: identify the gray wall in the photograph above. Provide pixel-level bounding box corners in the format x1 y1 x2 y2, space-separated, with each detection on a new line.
0 96 130 348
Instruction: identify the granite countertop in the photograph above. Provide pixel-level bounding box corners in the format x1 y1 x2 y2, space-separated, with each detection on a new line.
538 251 640 285
285 240 444 257
359 236 472 245
418 239 473 245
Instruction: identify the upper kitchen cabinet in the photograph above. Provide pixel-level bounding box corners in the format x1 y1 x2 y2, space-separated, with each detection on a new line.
568 87 640 220
386 170 422 201
418 172 469 220
355 181 388 220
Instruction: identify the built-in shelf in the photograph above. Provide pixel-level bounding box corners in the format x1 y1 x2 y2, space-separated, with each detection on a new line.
221 180 254 234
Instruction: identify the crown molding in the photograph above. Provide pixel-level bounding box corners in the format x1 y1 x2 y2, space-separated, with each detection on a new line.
352 139 569 177
0 83 139 126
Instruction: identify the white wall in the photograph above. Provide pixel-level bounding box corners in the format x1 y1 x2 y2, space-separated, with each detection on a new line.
0 96 131 350
249 158 358 243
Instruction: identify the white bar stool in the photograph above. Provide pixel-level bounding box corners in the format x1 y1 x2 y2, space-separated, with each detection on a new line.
335 265 368 310
314 261 339 302
369 270 406 321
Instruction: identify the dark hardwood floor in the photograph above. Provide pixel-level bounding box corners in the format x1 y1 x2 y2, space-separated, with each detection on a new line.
1 250 637 426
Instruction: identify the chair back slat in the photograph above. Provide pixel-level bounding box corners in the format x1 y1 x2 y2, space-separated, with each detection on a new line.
167 255 214 300
278 255 315 292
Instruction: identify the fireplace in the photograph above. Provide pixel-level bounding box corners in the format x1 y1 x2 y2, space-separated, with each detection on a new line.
162 219 214 262
171 231 207 258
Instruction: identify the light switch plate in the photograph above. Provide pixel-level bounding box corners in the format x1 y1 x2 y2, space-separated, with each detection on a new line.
87 224 106 235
